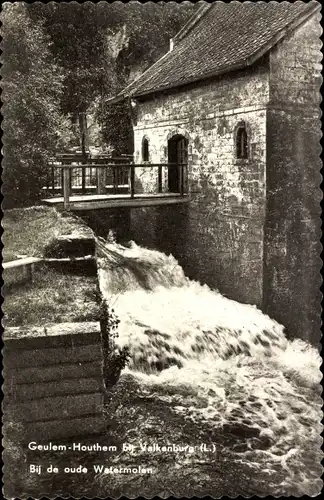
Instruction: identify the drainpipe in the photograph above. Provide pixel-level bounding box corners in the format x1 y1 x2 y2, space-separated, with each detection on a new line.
130 98 138 128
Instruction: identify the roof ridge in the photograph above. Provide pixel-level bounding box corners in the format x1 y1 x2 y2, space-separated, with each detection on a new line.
113 4 212 101
118 49 171 100
246 0 321 67
172 2 212 47
109 1 321 103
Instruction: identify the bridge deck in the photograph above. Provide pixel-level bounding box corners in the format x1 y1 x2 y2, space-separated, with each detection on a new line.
43 158 189 211
42 192 189 211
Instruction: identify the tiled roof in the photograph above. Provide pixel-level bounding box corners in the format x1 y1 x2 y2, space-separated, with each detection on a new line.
116 1 320 100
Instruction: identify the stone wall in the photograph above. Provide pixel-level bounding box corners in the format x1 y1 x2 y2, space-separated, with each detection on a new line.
269 11 322 108
3 322 107 442
132 60 269 305
264 11 322 343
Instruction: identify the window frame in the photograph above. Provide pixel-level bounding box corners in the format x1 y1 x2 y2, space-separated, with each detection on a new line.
234 122 249 160
142 137 150 162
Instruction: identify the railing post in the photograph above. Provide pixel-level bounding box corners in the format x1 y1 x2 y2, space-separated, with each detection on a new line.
63 167 71 211
82 165 86 194
158 166 162 194
130 164 135 198
113 166 118 194
97 166 106 195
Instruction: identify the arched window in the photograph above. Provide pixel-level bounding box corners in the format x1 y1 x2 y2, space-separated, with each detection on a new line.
142 137 149 162
235 124 248 159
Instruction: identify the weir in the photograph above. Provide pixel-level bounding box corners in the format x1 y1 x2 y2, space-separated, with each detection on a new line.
95 238 322 494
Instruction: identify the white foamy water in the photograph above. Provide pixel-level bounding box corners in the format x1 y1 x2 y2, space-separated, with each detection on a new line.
98 240 322 496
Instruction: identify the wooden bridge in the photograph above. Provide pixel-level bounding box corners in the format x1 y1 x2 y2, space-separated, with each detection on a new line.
42 153 189 211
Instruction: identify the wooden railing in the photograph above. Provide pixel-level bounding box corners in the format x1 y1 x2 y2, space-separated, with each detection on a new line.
44 157 188 209
45 154 133 196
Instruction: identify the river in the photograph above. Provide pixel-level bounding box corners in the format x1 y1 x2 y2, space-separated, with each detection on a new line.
97 239 322 497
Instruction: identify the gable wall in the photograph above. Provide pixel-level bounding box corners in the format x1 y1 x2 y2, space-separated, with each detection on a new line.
131 62 269 306
265 11 322 343
269 10 322 107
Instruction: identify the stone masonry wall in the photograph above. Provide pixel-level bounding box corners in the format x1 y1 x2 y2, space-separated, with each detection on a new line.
265 11 322 343
131 61 269 305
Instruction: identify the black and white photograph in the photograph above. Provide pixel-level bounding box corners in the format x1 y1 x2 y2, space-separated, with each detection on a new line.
1 1 322 497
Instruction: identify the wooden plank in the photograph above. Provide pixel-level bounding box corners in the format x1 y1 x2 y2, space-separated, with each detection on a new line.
9 360 103 384
43 192 184 201
3 257 42 269
22 414 107 441
70 196 190 210
44 255 95 263
42 193 190 210
12 377 105 401
5 343 102 368
42 197 190 210
3 256 94 269
9 392 104 422
43 192 185 202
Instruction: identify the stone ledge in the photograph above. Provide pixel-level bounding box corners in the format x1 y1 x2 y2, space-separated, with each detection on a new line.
4 321 100 343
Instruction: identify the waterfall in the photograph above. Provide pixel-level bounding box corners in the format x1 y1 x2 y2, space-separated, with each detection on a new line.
97 239 322 496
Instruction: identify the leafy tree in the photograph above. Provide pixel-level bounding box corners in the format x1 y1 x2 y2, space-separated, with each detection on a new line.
1 2 196 208
28 1 197 154
96 1 197 154
109 2 197 80
1 3 66 208
28 2 116 154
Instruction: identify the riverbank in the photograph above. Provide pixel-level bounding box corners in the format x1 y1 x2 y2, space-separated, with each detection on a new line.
3 267 100 327
3 206 107 498
3 206 100 327
3 210 322 498
2 206 90 263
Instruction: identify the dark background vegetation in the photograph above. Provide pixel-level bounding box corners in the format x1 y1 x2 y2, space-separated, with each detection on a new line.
1 2 197 208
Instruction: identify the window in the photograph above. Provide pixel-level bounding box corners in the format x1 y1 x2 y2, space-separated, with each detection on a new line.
235 124 248 159
142 137 149 162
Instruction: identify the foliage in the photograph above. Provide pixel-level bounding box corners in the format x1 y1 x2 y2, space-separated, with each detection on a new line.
1 3 66 208
28 2 197 153
2 421 29 499
109 2 197 79
3 269 100 327
98 100 134 155
28 2 112 116
2 206 83 263
1 2 196 207
96 2 197 153
100 299 130 390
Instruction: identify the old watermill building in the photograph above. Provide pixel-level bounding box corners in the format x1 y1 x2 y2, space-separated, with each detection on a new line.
110 1 321 344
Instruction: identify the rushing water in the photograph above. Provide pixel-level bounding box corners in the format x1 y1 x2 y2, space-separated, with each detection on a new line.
98 240 322 496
